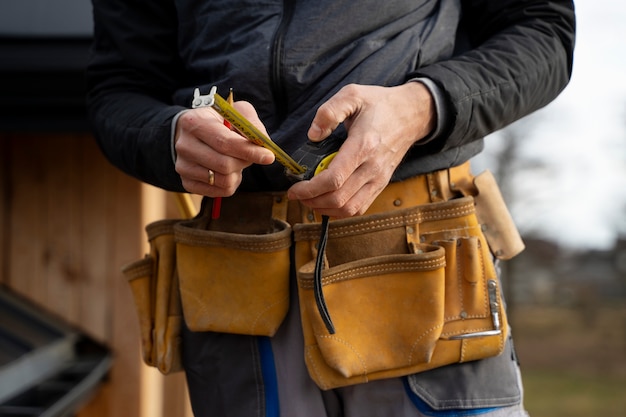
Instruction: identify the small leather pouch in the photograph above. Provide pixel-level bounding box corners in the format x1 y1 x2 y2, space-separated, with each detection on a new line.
472 170 525 260
294 197 508 390
122 219 183 374
175 193 291 336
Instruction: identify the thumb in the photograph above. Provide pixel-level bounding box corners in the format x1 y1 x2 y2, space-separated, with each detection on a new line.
308 89 359 142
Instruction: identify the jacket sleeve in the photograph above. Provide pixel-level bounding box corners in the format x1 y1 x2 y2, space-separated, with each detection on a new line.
410 0 576 150
86 0 187 191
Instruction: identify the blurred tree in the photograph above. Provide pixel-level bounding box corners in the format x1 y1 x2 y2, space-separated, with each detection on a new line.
480 115 548 312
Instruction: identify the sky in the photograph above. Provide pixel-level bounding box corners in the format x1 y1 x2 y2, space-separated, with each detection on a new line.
474 0 626 250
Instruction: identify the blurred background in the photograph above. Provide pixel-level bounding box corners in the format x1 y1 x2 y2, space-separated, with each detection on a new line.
1 1 624 416
474 1 626 415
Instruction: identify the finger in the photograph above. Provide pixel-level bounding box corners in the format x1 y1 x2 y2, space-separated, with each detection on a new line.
174 129 252 192
233 101 271 137
287 156 371 206
206 101 275 165
308 85 362 141
178 158 243 188
296 172 386 218
208 132 275 166
176 108 275 166
287 139 394 216
287 130 376 201
180 169 244 198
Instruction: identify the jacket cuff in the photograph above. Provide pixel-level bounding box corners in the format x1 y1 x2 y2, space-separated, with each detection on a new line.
407 77 450 144
170 109 191 165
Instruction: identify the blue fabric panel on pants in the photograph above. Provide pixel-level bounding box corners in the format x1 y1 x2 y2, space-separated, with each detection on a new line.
259 336 280 417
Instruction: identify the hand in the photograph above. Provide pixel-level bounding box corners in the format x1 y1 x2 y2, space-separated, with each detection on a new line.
287 82 436 217
174 101 275 197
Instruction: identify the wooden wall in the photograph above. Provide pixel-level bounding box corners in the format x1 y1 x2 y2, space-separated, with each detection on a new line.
0 133 192 417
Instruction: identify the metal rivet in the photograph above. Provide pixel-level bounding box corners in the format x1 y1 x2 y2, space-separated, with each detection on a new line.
393 199 402 207
460 311 468 319
407 226 414 234
307 213 315 221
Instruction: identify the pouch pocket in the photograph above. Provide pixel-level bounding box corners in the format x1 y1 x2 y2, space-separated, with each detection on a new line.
297 246 446 378
122 219 183 374
421 226 508 362
123 257 155 367
175 217 292 336
294 197 508 389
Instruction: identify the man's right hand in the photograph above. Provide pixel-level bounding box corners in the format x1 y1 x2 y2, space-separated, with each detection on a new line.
173 101 275 197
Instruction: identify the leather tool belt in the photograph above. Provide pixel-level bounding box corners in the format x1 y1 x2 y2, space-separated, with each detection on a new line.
122 162 524 387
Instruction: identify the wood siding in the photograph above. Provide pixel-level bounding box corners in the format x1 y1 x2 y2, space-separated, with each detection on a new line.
0 134 192 416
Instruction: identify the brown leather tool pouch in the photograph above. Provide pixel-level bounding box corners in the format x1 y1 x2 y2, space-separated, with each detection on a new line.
122 219 183 374
175 193 292 336
293 196 508 390
472 170 525 260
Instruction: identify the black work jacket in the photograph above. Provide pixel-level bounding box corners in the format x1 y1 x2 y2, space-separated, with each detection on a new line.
86 0 575 192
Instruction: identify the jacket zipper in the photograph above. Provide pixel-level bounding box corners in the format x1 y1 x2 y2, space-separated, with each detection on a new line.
270 0 295 128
